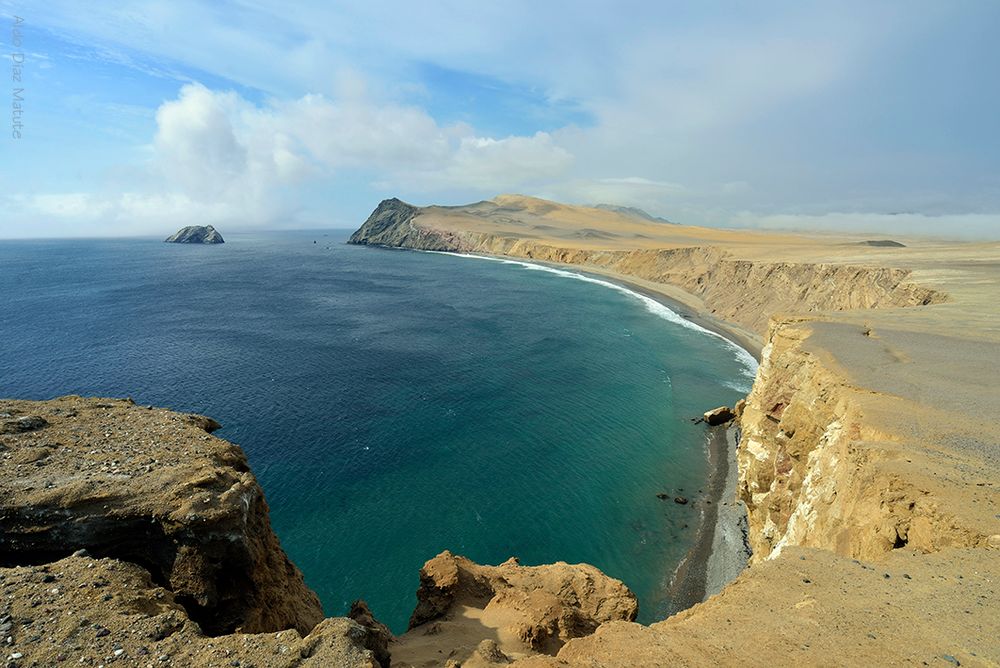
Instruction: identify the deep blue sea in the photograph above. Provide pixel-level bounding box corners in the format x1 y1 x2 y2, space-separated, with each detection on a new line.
0 230 754 631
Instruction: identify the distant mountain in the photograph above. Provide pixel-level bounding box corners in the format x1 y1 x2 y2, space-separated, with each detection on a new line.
593 203 676 224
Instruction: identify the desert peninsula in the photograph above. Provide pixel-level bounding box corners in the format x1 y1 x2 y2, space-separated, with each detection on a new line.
1 195 997 667
348 194 1000 665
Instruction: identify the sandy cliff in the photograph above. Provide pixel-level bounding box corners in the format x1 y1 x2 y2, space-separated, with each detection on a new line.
350 194 1000 665
2 194 997 666
349 197 945 340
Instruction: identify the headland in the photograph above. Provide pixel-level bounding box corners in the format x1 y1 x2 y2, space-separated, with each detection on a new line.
2 194 998 666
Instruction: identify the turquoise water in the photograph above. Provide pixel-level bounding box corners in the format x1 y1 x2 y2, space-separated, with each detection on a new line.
0 231 753 631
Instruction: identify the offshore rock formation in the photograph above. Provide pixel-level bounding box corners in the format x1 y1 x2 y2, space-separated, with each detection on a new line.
0 396 321 636
165 225 225 244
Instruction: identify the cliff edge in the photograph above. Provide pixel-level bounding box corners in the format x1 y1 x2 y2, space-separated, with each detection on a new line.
349 195 1000 665
0 396 318 637
0 396 639 667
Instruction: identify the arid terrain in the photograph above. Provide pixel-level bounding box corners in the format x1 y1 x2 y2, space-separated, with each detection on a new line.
2 195 998 667
350 195 1000 666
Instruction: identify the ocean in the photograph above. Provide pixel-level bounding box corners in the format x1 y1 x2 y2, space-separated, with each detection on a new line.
0 230 754 632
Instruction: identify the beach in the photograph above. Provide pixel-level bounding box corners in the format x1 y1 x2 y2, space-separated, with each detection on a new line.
347 194 1000 664
427 249 759 613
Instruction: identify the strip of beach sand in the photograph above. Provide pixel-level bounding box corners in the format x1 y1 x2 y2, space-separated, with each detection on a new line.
560 265 757 606
483 257 760 608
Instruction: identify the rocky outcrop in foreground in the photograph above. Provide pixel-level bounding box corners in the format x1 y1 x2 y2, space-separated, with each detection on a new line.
0 397 638 667
392 551 637 665
0 396 320 636
0 556 384 667
165 225 224 244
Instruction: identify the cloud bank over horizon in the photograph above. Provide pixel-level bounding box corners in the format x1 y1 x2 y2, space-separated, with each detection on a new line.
2 1 999 239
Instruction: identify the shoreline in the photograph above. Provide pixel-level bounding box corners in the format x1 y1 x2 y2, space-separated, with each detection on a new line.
543 262 764 362
418 248 758 616
422 248 764 361
704 425 752 597
662 424 750 612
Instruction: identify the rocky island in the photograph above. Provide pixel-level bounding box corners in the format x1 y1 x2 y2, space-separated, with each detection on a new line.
2 195 998 666
164 225 225 244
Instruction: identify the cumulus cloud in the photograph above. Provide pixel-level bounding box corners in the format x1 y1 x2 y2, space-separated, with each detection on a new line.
154 85 250 200
10 82 574 234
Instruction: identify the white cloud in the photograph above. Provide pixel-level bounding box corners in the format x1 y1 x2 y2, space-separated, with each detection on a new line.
14 2 1000 238
7 82 575 234
392 132 573 191
154 85 249 200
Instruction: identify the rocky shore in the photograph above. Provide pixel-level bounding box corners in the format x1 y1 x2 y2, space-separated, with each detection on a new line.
0 397 639 667
346 194 1000 665
2 193 998 666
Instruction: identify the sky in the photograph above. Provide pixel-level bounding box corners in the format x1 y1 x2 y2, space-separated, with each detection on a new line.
1 1 999 239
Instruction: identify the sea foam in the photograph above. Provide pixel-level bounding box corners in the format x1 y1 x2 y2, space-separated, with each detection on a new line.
426 251 759 390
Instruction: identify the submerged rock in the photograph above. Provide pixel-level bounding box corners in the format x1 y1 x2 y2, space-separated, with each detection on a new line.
165 225 225 244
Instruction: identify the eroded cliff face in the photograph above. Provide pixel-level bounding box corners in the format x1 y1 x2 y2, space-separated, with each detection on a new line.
0 396 323 636
738 319 996 562
349 199 944 336
0 397 641 668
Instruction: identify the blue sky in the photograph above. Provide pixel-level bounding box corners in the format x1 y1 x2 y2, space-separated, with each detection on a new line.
1 1 999 238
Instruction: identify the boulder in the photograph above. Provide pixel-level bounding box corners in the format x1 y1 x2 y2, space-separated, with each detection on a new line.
0 414 48 434
406 551 637 655
703 406 736 426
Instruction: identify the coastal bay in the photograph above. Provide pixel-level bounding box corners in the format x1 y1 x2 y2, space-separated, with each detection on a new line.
0 231 751 631
348 193 1000 665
